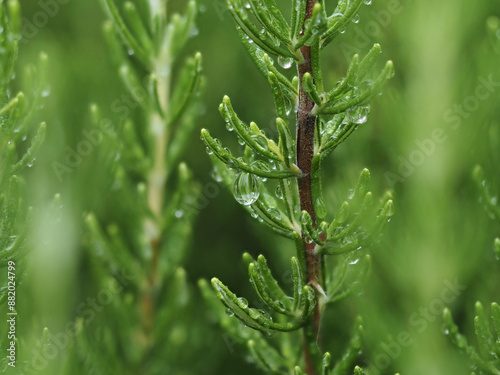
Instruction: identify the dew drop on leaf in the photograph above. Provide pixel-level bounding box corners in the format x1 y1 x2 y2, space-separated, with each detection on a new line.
267 208 281 220
277 56 294 70
233 172 260 205
352 14 360 24
237 297 249 308
251 134 268 148
386 200 395 217
275 185 284 200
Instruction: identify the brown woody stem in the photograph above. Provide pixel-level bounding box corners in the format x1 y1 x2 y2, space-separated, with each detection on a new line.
296 1 321 374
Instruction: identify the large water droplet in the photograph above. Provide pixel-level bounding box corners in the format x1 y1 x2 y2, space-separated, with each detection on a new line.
346 105 370 124
237 297 249 308
233 172 260 205
277 56 294 69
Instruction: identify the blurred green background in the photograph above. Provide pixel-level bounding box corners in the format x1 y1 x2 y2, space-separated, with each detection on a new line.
12 0 500 374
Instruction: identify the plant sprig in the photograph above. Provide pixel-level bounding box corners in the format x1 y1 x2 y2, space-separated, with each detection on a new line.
201 0 395 374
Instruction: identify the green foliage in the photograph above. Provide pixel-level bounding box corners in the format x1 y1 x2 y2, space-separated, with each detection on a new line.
0 0 46 305
62 1 204 374
200 0 394 373
442 165 500 375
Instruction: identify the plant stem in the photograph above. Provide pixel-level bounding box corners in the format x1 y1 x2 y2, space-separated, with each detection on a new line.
142 51 170 338
296 1 321 374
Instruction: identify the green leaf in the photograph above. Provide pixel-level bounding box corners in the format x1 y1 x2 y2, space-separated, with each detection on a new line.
123 2 153 54
257 255 292 308
102 0 150 66
357 43 382 81
322 0 364 48
0 176 19 252
303 72 322 105
248 0 291 44
327 54 359 101
330 317 364 375
291 0 307 41
320 60 395 115
211 277 303 332
249 262 293 315
226 0 294 58
474 301 496 358
294 3 327 50
201 128 298 179
250 199 295 238
321 352 332 375
167 52 202 127
248 339 290 374
291 256 305 311
276 117 296 169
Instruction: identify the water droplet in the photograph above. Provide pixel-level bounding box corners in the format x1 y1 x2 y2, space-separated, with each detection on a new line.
205 147 213 155
340 27 346 34
348 257 360 265
225 308 235 317
352 14 360 24
258 309 272 321
210 168 222 183
364 0 372 4
251 160 271 172
190 27 199 37
346 105 370 124
237 297 249 308
175 210 184 218
348 189 355 200
233 172 260 205
251 134 268 148
267 208 281 220
277 56 294 69
386 201 395 217
244 2 251 9
226 121 234 131
127 49 134 56
275 185 283 200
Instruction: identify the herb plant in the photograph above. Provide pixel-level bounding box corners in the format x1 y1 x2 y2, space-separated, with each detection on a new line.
67 1 204 373
0 0 46 306
442 17 500 375
200 0 395 373
443 165 500 375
